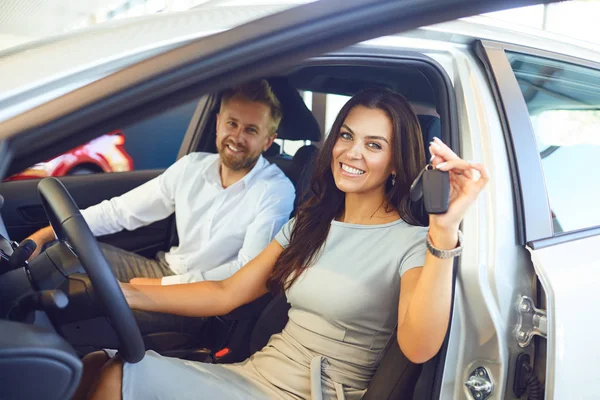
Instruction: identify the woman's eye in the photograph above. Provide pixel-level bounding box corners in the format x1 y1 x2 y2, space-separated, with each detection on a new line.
340 131 352 140
368 142 382 150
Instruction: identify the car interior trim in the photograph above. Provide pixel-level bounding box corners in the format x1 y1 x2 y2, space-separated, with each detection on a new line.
528 226 600 250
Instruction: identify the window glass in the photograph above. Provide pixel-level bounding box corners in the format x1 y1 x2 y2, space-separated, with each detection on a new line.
4 98 199 182
508 52 600 233
276 139 312 156
325 94 351 134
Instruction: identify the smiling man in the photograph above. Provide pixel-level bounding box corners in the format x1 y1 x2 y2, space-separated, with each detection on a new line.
26 80 295 288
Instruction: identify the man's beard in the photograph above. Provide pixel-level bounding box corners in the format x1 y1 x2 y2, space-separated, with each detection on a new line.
218 140 260 171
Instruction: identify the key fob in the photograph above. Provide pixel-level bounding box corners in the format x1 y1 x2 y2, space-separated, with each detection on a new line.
422 166 450 214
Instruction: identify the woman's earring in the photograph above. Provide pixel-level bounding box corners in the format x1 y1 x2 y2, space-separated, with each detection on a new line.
391 173 396 186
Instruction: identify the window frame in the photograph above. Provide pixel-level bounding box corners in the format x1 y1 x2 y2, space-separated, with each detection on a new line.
476 40 600 249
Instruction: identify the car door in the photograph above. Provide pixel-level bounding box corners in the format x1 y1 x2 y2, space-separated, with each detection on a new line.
0 96 203 256
479 41 600 398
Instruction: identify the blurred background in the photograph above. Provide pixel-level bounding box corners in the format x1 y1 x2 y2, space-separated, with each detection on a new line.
0 0 599 51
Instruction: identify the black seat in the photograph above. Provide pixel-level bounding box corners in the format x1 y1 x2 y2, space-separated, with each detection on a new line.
417 114 441 155
288 144 319 212
262 142 281 158
264 77 321 185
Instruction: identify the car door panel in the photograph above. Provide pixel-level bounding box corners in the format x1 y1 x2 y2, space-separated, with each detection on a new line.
528 234 600 397
0 170 172 256
478 39 600 400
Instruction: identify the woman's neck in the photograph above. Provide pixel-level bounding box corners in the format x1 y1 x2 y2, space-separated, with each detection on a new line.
339 190 399 225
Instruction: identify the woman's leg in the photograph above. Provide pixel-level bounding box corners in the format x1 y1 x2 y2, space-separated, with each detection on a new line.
88 355 124 400
79 349 277 400
71 351 110 400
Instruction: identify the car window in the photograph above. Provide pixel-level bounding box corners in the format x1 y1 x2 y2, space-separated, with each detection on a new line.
273 139 313 157
4 98 199 181
507 52 600 233
324 93 352 134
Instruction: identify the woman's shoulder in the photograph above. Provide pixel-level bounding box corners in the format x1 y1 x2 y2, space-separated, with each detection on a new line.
330 217 426 233
385 220 428 245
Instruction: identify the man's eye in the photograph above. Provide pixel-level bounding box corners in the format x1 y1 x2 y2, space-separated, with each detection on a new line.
227 121 237 127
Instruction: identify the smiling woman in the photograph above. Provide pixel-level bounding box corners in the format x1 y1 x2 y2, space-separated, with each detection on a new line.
335 108 397 189
269 89 427 293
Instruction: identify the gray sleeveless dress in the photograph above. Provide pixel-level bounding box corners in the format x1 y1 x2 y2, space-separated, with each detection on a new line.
116 218 427 399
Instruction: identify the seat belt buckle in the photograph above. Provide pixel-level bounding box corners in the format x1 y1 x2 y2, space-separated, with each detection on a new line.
214 347 232 363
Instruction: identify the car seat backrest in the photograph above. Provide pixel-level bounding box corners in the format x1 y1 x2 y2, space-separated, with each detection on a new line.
264 77 321 190
262 142 281 158
289 144 319 212
417 114 441 158
267 77 321 143
249 294 291 355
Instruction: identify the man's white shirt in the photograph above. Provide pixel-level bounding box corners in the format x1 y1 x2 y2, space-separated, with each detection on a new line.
81 153 295 285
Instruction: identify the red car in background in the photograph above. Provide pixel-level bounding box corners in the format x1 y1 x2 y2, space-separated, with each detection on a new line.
4 131 133 181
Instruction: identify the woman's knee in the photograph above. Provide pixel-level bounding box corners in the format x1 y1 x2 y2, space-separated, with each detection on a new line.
71 351 113 400
88 355 124 400
83 351 110 368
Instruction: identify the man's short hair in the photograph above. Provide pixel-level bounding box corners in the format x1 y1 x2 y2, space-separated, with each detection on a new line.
220 80 282 135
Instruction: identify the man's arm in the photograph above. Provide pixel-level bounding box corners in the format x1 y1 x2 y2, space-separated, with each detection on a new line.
161 179 295 285
25 155 192 258
82 155 193 236
80 178 175 236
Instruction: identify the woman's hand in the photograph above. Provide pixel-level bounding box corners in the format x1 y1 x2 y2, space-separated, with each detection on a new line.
118 281 139 309
117 279 161 310
428 137 488 239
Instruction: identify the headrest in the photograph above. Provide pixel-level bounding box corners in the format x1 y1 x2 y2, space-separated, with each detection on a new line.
263 142 280 157
267 77 321 142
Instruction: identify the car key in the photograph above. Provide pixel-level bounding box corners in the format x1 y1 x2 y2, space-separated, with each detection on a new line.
422 164 450 214
409 164 450 214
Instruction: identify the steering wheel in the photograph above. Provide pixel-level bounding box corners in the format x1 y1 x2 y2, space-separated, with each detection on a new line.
38 177 145 363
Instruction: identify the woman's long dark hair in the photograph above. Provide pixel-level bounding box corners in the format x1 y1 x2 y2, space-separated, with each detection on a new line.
268 88 427 293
